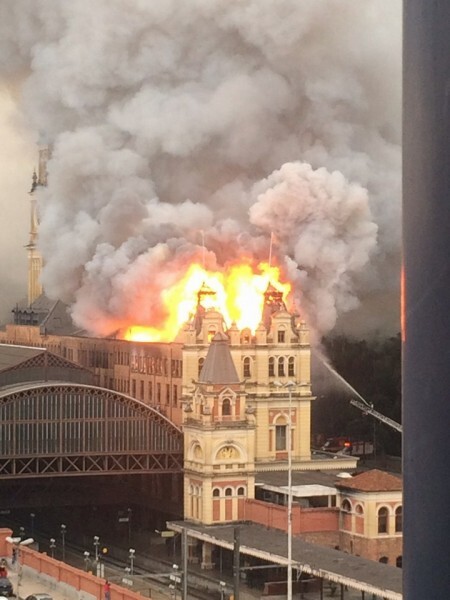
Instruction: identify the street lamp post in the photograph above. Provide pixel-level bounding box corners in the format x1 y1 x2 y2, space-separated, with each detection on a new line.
285 381 294 600
93 536 100 563
83 551 90 572
49 538 56 559
128 548 135 575
60 524 66 562
19 527 25 541
170 564 181 600
273 380 296 600
127 508 132 546
219 580 226 600
5 536 34 598
30 513 35 537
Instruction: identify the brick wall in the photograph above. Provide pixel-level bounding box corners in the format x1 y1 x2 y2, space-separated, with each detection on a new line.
244 499 339 535
339 531 403 565
1 532 147 600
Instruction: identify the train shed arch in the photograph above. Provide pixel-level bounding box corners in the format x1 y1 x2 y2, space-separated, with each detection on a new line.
0 382 183 479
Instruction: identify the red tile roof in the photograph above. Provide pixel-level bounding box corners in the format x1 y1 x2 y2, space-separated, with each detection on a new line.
335 469 402 492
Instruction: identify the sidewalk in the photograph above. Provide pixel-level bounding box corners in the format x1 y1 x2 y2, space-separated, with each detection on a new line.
8 565 80 600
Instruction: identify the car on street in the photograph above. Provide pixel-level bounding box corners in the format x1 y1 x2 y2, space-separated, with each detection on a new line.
25 595 53 600
0 578 14 597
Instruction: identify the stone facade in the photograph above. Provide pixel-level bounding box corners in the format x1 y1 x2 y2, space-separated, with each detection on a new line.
180 297 322 525
336 471 403 566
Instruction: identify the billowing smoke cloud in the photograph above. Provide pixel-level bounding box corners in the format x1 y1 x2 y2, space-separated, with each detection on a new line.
249 163 378 333
0 88 34 323
0 1 401 337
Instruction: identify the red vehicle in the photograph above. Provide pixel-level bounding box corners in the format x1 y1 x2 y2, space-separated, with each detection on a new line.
320 437 374 456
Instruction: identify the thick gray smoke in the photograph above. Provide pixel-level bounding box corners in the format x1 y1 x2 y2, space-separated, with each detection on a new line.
0 1 401 337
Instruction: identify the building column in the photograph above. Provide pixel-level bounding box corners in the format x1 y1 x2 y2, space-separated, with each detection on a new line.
187 537 200 564
201 541 215 570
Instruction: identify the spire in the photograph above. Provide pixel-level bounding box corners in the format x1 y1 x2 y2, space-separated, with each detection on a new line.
197 281 216 306
198 332 240 384
262 283 287 328
192 282 217 334
27 157 43 305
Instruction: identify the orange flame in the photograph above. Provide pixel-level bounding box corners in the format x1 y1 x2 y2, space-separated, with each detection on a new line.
124 261 291 342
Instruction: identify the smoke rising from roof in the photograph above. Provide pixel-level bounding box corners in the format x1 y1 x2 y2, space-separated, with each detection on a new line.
0 1 401 337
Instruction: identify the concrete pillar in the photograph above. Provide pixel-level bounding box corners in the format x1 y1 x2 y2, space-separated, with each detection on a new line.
201 541 214 570
404 3 450 598
187 538 199 564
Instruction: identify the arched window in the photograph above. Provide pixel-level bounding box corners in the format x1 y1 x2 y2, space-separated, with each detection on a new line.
288 357 295 377
208 327 216 342
222 398 231 416
225 487 233 497
341 499 352 513
396 556 402 568
277 328 286 343
268 357 275 377
378 507 389 534
355 504 364 515
275 424 287 451
278 356 285 376
198 357 204 377
213 488 220 498
395 506 402 532
237 487 245 496
379 556 389 564
243 357 251 378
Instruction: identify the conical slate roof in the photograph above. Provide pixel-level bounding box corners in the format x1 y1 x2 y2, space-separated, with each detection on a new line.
198 332 240 384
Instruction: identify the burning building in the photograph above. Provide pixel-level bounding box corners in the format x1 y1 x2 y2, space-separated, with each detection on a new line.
0 0 403 568
0 139 405 572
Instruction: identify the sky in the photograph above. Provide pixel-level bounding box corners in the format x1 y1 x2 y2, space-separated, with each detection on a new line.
0 87 35 323
0 1 402 339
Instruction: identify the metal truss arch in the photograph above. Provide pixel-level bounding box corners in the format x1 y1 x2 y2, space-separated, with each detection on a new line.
0 382 183 479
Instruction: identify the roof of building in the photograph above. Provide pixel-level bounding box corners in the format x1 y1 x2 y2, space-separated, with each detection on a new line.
198 332 240 384
0 344 45 371
168 521 402 599
12 292 58 314
256 469 355 489
0 344 95 388
39 299 80 335
10 294 79 336
335 469 402 492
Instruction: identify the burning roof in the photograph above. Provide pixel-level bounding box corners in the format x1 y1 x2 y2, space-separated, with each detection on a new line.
124 260 291 342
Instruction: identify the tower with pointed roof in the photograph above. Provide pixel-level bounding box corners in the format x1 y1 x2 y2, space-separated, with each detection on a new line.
178 283 348 534
27 169 42 305
26 141 49 305
183 332 256 529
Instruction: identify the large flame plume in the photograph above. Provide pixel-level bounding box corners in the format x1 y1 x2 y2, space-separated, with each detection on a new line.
124 261 290 343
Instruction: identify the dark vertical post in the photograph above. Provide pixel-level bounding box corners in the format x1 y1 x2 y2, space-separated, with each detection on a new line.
181 529 188 600
127 508 132 546
404 2 450 598
233 527 240 600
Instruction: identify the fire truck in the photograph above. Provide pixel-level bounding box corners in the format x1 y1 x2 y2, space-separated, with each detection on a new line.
320 437 374 456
